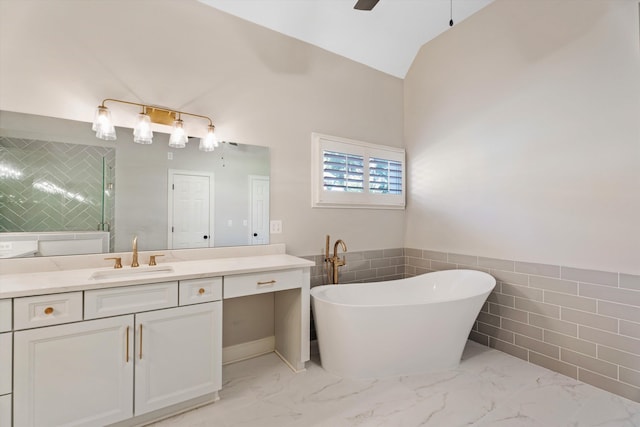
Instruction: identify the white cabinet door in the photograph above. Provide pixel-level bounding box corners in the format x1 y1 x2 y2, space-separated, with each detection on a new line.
134 302 221 415
0 394 11 427
0 332 11 395
0 299 11 332
14 316 134 427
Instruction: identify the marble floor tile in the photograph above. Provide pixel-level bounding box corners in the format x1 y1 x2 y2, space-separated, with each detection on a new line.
150 341 640 427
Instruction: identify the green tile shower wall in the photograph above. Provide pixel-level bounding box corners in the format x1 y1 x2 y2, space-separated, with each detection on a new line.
0 137 115 233
307 248 640 403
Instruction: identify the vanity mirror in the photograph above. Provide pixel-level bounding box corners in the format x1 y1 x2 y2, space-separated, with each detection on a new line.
0 110 270 257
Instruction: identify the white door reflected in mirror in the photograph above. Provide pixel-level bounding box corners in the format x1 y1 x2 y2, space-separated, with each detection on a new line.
250 176 270 244
168 170 214 249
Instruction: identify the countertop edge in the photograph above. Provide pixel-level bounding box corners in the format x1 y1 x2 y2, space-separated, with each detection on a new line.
0 254 315 299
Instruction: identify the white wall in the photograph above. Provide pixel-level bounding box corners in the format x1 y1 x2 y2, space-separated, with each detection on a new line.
0 0 405 256
404 0 640 274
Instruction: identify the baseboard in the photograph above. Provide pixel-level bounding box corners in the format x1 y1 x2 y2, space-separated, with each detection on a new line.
222 336 275 365
274 349 306 373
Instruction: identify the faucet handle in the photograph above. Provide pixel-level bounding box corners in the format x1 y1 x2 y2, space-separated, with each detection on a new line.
105 257 123 269
148 254 164 266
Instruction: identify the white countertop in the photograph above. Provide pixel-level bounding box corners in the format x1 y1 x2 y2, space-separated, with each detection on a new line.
0 254 314 298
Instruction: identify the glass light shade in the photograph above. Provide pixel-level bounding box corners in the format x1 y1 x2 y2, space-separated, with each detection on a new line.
133 113 153 144
199 125 218 152
168 119 188 148
92 106 116 140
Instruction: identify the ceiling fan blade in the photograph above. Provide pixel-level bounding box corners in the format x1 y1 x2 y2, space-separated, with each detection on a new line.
354 0 379 11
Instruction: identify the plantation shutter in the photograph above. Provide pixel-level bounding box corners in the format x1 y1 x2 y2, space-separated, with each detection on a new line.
369 157 402 195
322 150 364 192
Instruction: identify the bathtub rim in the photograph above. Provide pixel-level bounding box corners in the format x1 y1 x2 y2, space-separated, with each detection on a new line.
310 269 496 308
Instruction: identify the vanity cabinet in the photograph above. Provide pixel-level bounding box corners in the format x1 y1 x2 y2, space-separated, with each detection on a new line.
11 279 223 427
0 252 312 427
13 315 135 427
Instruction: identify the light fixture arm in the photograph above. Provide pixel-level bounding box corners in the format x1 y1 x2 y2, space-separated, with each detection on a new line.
93 97 218 151
99 98 214 126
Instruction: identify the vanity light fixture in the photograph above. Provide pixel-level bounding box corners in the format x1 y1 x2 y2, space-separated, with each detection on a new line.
199 125 219 152
92 105 116 141
168 117 188 148
133 111 153 144
92 98 218 151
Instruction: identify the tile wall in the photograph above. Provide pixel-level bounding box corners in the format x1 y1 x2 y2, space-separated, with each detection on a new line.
305 248 640 403
303 247 406 288
0 137 115 233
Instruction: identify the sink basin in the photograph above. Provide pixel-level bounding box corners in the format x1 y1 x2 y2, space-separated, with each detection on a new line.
90 265 174 280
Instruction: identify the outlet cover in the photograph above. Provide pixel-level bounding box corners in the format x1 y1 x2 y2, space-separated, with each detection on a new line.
270 220 282 234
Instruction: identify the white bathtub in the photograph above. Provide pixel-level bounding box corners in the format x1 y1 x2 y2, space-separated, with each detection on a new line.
310 269 496 379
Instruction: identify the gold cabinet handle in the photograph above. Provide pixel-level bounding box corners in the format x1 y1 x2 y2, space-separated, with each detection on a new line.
125 326 130 363
257 280 276 287
139 324 143 360
198 288 206 295
44 307 54 315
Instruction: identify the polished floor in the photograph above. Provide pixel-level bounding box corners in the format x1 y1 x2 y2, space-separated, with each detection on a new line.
151 341 640 426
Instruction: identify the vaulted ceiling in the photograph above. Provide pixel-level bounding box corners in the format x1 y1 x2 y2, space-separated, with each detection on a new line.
199 0 494 78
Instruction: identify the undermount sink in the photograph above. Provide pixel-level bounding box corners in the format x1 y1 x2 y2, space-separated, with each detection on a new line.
90 265 175 280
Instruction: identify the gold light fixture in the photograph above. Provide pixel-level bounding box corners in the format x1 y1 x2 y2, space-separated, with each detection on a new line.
133 111 153 144
92 99 217 151
168 116 188 148
199 125 219 152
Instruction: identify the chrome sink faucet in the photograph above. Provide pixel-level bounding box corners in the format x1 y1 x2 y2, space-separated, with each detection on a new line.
131 235 139 267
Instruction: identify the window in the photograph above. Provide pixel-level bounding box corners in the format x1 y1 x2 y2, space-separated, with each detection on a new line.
369 157 402 195
323 151 364 193
312 133 405 209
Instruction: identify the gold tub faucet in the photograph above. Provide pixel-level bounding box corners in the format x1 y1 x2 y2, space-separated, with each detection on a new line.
325 235 347 284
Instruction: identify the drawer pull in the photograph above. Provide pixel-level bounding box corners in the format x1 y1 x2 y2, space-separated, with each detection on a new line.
44 307 54 315
257 280 277 287
198 288 206 295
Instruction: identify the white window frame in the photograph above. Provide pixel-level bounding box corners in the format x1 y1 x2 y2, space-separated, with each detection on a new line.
311 133 405 209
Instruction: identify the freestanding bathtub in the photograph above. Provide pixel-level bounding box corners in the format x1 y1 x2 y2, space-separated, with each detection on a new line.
310 269 496 379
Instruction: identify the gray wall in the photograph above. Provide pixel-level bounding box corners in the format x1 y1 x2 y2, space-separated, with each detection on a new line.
404 0 640 275
403 0 640 402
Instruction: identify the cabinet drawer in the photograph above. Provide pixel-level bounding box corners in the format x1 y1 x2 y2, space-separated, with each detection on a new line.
0 299 11 332
224 269 303 299
179 277 222 306
14 292 82 330
85 282 178 319
0 332 11 395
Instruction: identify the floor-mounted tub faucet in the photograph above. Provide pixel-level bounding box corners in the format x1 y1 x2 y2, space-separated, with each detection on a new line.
325 235 347 284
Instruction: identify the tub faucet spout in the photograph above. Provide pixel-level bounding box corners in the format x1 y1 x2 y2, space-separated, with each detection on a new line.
334 239 347 259
332 240 347 284
325 235 347 284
